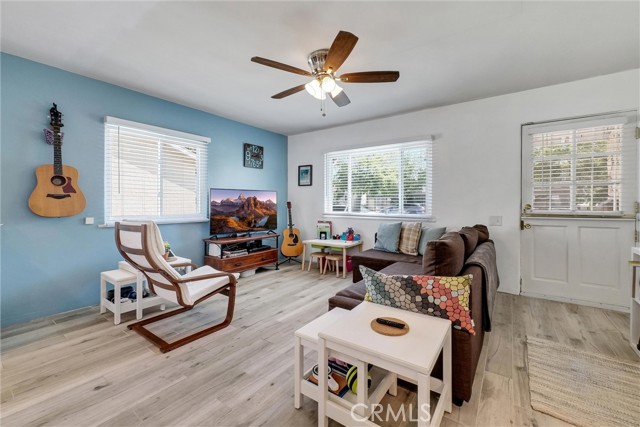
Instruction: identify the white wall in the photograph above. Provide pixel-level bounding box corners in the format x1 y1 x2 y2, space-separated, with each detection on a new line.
288 69 639 295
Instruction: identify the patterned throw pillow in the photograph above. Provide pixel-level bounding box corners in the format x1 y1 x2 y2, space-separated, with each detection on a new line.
361 266 475 334
398 222 422 255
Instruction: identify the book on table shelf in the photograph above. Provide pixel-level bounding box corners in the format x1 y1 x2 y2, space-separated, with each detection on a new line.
307 359 352 397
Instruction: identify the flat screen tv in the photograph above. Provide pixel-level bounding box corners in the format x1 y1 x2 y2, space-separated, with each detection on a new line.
209 188 277 235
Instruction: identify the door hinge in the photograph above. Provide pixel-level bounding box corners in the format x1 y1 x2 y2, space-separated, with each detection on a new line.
635 230 639 244
635 201 639 214
636 127 640 140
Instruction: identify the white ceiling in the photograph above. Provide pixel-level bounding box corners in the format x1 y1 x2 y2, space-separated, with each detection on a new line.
1 1 638 136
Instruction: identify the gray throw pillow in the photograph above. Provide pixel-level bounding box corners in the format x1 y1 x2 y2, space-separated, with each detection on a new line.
373 222 402 253
417 226 446 255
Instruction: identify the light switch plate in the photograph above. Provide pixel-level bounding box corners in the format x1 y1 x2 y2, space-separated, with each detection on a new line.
85 217 94 225
489 216 502 226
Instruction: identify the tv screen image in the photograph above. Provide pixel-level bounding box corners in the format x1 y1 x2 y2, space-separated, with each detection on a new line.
209 188 277 235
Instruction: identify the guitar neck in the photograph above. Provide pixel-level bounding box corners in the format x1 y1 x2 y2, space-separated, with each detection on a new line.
52 125 63 175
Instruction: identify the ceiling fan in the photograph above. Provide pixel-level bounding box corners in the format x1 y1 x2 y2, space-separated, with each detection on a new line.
251 31 399 109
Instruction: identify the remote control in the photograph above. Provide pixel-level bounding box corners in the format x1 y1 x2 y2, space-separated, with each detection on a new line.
376 318 405 329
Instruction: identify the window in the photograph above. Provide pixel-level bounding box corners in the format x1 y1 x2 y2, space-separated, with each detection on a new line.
324 140 433 218
525 113 637 215
104 117 209 224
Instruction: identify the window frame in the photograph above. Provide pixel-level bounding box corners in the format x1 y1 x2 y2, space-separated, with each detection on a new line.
523 112 637 218
323 140 434 220
103 117 210 226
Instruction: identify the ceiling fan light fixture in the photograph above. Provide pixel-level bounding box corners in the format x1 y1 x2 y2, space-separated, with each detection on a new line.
305 79 324 100
321 75 336 93
330 84 343 97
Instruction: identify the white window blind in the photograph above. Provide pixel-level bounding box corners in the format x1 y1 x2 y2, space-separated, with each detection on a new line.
324 140 433 217
526 113 637 215
104 117 209 224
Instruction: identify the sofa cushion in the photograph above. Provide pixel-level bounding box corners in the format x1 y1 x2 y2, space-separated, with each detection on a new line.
351 250 423 282
361 266 475 334
373 222 402 253
423 232 465 276
335 280 366 300
473 224 490 244
459 227 479 259
352 249 422 265
378 261 425 276
398 222 422 256
417 226 447 255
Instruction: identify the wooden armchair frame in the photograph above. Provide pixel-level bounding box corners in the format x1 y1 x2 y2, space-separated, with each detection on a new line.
115 222 237 353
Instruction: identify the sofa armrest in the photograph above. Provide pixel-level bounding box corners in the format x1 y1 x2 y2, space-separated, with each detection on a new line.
328 295 363 311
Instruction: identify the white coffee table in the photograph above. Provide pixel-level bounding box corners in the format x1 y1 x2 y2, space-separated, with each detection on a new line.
317 301 452 427
294 307 398 417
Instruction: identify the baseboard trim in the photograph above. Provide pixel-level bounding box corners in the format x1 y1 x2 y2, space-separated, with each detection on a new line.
519 291 629 313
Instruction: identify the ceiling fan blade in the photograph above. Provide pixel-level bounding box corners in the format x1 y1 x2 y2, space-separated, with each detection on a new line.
339 71 400 83
324 31 358 73
330 90 351 107
251 57 312 76
271 84 307 99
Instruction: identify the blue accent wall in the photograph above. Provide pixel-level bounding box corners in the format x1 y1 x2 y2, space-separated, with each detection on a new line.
0 53 288 327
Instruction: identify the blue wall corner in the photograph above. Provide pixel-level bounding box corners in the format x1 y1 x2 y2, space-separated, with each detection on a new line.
0 53 288 327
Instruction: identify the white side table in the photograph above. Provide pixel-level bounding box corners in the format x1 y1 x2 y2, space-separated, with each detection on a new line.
100 257 192 325
99 269 151 325
294 308 350 408
317 301 452 427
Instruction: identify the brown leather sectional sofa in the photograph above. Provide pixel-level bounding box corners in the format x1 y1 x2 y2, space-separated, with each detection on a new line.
328 225 498 405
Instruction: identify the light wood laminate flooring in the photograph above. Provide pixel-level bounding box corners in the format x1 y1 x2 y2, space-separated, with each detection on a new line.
1 264 637 426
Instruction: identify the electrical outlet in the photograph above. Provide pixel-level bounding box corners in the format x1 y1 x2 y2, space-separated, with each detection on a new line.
85 217 94 225
489 216 502 226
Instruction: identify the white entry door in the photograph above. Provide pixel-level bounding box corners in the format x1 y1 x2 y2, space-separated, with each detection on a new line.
520 217 634 308
520 112 637 310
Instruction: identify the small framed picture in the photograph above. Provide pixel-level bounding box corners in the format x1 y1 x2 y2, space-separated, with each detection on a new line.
298 165 312 186
319 231 327 240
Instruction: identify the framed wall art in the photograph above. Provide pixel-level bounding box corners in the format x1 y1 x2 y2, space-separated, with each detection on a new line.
298 165 312 186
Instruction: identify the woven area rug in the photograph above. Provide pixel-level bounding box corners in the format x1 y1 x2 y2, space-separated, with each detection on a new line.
526 336 640 427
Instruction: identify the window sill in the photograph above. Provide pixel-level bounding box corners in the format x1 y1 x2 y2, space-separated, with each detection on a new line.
323 213 436 222
99 218 209 228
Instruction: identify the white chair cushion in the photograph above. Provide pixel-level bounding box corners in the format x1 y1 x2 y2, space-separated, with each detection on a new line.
179 266 240 306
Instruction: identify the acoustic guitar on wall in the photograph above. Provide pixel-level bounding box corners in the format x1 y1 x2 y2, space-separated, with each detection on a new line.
280 201 303 257
28 103 86 217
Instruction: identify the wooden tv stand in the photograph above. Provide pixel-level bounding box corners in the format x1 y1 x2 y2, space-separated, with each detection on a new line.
203 233 280 273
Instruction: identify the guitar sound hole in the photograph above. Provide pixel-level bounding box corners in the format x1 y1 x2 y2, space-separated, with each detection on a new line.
51 175 67 186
